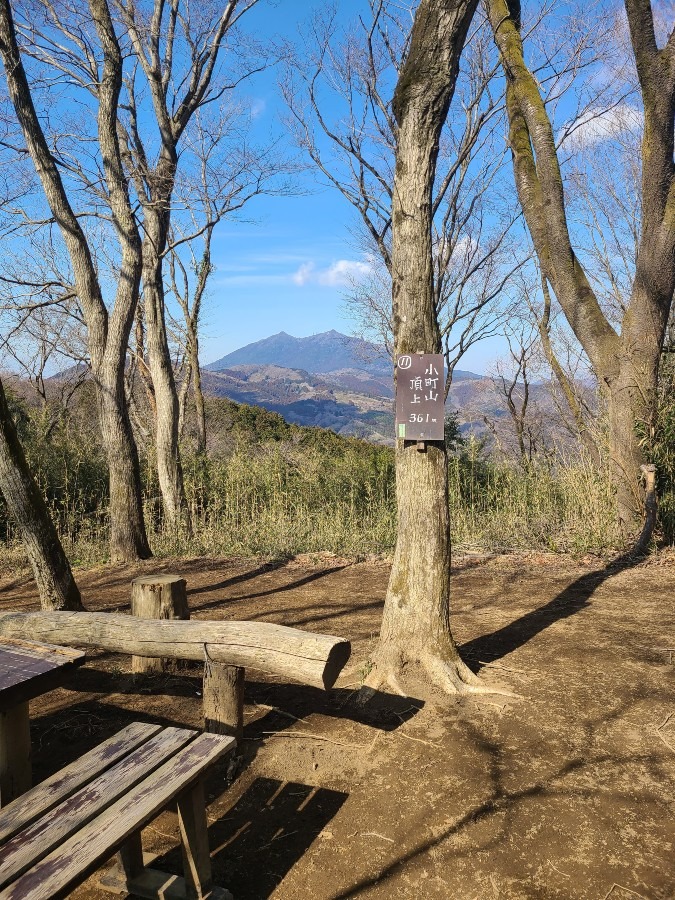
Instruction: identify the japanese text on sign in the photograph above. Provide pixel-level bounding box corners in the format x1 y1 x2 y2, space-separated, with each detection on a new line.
395 353 445 440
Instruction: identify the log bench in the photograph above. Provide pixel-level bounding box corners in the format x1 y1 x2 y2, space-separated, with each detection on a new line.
0 611 352 740
0 721 235 900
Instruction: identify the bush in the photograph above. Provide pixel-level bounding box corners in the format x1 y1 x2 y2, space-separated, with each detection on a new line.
0 392 625 569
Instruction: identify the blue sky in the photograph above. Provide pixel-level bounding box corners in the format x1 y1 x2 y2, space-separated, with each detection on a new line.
196 0 504 374
198 0 387 366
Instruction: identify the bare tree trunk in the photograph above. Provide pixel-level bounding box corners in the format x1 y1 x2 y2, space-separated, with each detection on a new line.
192 354 206 454
0 0 152 562
189 331 207 455
177 358 192 442
537 276 601 467
178 233 212 456
142 203 191 534
606 317 664 530
0 378 83 610
366 0 487 697
632 464 657 555
97 363 151 562
133 302 157 418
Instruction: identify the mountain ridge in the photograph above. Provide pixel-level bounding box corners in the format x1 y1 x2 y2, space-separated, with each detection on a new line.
206 330 483 382
199 331 489 443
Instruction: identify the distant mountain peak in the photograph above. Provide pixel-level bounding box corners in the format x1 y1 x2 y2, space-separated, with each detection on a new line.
205 329 484 387
205 329 391 376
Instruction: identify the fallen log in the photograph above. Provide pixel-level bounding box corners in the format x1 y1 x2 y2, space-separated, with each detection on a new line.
0 612 351 691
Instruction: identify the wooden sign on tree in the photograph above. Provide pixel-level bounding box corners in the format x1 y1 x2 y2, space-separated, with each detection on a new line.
395 353 445 441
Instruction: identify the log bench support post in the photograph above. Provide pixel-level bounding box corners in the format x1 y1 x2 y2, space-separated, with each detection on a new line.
131 576 189 675
203 659 244 742
178 779 214 897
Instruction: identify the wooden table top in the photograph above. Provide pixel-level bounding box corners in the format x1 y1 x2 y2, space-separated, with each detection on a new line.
0 638 85 712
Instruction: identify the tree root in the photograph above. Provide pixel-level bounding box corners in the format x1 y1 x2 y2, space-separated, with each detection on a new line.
358 650 521 702
420 653 520 698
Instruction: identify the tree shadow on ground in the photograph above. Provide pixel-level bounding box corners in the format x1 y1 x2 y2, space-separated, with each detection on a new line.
325 690 671 899
459 554 643 673
190 566 349 612
188 558 291 597
63 666 423 736
239 597 384 630
151 776 349 900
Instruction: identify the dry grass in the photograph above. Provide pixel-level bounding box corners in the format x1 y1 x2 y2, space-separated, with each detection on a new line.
0 443 628 572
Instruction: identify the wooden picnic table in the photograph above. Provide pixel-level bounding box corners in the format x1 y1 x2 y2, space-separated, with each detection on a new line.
0 638 85 806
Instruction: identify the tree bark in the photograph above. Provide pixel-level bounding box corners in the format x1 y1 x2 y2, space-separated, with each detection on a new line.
142 196 190 533
191 341 207 455
366 0 485 696
186 241 212 456
0 0 151 562
488 0 675 534
0 378 83 611
606 306 665 526
96 358 151 563
173 233 212 454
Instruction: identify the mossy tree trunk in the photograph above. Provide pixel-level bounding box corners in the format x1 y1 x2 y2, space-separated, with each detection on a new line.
488 0 675 535
366 0 486 696
0 378 83 611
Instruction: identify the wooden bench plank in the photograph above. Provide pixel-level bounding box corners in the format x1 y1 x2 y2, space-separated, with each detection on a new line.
1 733 235 900
0 639 84 711
0 722 162 843
0 727 197 890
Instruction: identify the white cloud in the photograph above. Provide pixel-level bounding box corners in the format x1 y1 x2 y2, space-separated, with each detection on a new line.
250 98 266 120
292 259 372 288
560 103 642 151
292 262 315 286
319 259 372 286
215 257 374 289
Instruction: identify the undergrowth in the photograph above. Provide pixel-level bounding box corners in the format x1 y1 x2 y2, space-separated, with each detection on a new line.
0 393 632 571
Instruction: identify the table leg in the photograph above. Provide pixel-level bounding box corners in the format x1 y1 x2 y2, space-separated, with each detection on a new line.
0 701 31 806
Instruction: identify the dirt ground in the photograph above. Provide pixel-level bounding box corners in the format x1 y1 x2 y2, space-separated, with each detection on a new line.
1 550 674 900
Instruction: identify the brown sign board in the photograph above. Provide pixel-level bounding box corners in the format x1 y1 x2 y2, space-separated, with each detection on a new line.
395 353 445 441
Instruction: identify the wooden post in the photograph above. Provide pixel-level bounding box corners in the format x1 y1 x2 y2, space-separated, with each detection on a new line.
131 576 189 675
633 464 658 557
0 702 31 805
177 780 215 898
203 659 244 741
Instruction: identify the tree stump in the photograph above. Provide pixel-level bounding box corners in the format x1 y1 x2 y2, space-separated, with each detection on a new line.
203 659 244 741
131 575 189 675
